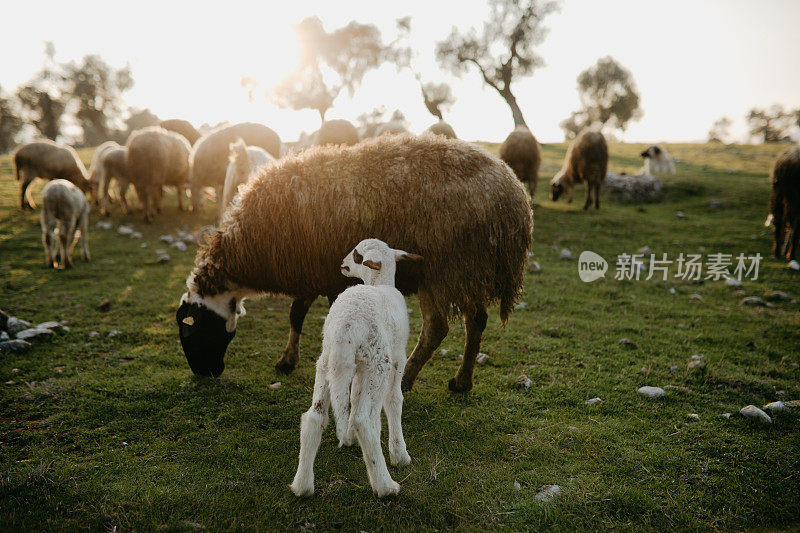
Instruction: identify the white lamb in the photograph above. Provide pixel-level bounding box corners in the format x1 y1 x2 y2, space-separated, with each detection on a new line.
640 144 676 174
220 139 274 221
40 179 90 269
291 238 422 498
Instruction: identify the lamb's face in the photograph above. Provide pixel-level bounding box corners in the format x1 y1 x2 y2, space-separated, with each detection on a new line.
551 172 566 202
640 145 661 159
340 239 388 281
176 292 240 377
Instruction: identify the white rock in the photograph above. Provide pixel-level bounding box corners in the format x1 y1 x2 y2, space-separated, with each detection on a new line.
638 386 666 398
157 254 171 263
36 321 68 334
140 242 149 248
171 241 188 252
476 353 489 365
535 485 562 502
585 397 603 405
0 331 8 341
638 246 652 256
108 330 122 338
514 302 528 310
789 260 800 271
130 232 142 239
763 401 787 414
96 221 112 229
668 288 676 294
159 235 175 244
88 331 99 338
689 294 703 300
407 308 413 314
269 382 282 389
6 317 31 334
15 327 54 340
559 249 572 260
741 296 768 307
725 277 742 287
514 481 521 490
686 413 700 421
526 251 535 259
514 375 532 389
440 348 450 355
528 260 541 273
117 225 134 235
740 405 771 425
0 339 31 352
676 211 686 219
721 412 731 419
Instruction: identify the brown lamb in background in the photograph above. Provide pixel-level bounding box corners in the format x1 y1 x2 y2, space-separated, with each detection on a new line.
14 140 92 210
550 130 609 210
499 126 541 197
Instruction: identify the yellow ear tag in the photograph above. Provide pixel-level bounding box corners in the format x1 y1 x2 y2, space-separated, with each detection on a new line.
182 317 195 326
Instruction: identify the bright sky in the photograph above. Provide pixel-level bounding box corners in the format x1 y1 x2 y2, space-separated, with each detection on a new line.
2 0 799 143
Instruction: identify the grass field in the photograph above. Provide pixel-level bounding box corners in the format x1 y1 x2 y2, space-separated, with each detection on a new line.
1 141 799 531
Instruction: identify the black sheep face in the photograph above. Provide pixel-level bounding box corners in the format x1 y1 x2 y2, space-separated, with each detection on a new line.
176 300 235 377
551 181 564 202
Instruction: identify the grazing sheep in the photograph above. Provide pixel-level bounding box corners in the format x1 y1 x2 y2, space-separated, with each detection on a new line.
316 119 360 146
291 239 420 497
769 146 800 261
89 141 134 216
14 140 92 210
220 139 275 220
176 134 532 393
424 120 457 139
126 126 192 223
40 179 90 269
189 122 281 213
640 144 675 174
159 119 201 146
375 121 410 137
499 126 541 196
551 130 609 210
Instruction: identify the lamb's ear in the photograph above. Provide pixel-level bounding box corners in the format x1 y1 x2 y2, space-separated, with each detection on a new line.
363 259 382 271
396 250 423 262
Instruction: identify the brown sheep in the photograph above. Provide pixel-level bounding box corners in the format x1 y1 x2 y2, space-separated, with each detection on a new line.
769 146 800 261
176 134 532 393
125 126 192 223
159 119 201 146
89 141 135 216
316 119 360 146
550 130 609 210
14 140 92 210
499 126 541 197
425 120 457 139
189 122 281 217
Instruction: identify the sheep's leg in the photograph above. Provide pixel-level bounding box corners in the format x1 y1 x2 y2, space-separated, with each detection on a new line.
772 199 785 259
448 307 488 393
190 183 203 212
351 368 398 497
155 187 163 214
176 186 185 212
117 179 131 214
594 181 601 210
99 172 111 216
384 359 410 466
582 180 592 210
62 217 78 269
275 297 316 374
19 172 35 210
79 207 90 262
41 213 56 268
343 373 360 447
402 290 449 391
291 357 331 497
328 355 357 447
788 218 800 261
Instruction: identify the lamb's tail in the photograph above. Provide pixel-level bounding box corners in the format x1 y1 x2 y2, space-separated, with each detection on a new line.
229 138 250 180
326 343 357 447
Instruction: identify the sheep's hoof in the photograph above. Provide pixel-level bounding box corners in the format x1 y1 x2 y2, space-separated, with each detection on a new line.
448 377 472 393
274 359 296 375
400 375 415 392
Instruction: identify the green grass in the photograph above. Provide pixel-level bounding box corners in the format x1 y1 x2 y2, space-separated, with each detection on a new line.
1 142 798 531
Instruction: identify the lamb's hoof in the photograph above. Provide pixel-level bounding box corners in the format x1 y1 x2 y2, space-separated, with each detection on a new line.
390 450 411 467
274 359 296 375
374 480 400 498
290 481 314 497
400 375 415 392
448 377 472 393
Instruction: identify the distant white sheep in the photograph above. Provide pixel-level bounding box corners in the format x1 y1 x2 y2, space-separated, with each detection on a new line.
641 144 676 174
40 179 90 269
291 239 422 498
220 139 274 220
89 141 134 216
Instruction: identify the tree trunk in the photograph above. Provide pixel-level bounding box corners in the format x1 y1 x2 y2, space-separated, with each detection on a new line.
318 108 327 123
500 89 527 129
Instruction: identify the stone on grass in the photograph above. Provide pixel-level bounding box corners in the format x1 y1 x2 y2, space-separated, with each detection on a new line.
476 353 489 365
687 359 705 372
740 405 771 425
514 301 528 310
676 211 686 219
668 288 676 294
440 348 449 355
725 277 742 287
741 296 771 307
0 331 8 341
159 235 175 244
603 172 663 202
638 246 652 256
5 317 31 334
535 485 562 502
619 338 638 349
686 413 700 421
514 481 521 490
559 249 572 260
788 260 800 271
171 241 188 252
88 331 99 338
269 382 282 389
763 401 787 415
96 221 112 230
721 413 731 419
0 339 31 352
585 397 603 405
514 375 532 389
15 327 54 341
765 291 788 302
130 232 142 239
37 321 68 334
528 260 541 273
157 254 171 263
108 330 121 338
117 225 134 235
689 294 703 300
97 299 111 312
140 242 148 248
638 386 666 398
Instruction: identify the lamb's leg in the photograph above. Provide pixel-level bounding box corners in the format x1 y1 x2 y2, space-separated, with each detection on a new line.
342 373 360 447
41 213 56 268
117 179 131 214
275 297 316 374
190 182 202 212
176 186 185 212
402 290 449 392
62 217 78 269
291 357 331 497
594 181 601 210
351 368 398 497
155 187 163 214
448 307 488 393
79 207 90 262
582 181 592 210
20 172 35 210
384 359 410 466
99 172 111 216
